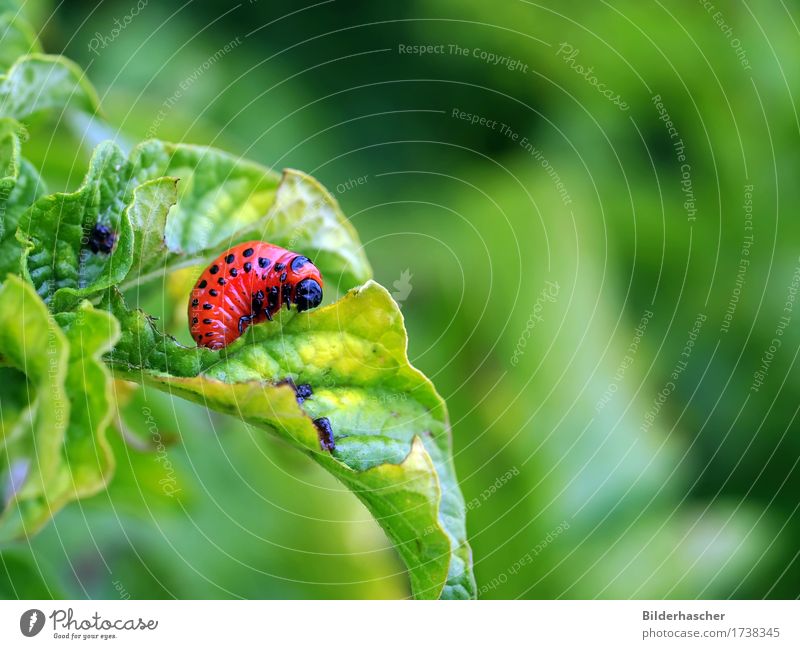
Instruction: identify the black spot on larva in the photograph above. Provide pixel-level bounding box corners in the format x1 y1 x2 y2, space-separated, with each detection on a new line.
209 289 218 297
225 253 235 264
209 264 219 274
229 268 238 277
191 298 199 307
258 257 270 268
196 335 203 342
205 332 214 337
192 317 198 324
313 417 335 452
203 303 212 310
243 262 252 272
88 223 117 254
217 277 226 285
280 271 287 282
243 247 254 257
198 280 207 289
274 262 285 271
203 318 212 324
291 256 310 272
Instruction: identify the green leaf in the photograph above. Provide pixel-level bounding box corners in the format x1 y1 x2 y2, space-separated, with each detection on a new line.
107 281 475 599
129 140 282 256
126 142 372 291
257 169 373 292
0 275 119 541
0 118 47 277
0 11 42 72
0 275 69 540
0 366 33 447
0 54 100 121
17 141 129 308
128 176 179 276
0 157 46 276
16 142 178 311
18 139 371 307
54 302 120 496
0 118 20 224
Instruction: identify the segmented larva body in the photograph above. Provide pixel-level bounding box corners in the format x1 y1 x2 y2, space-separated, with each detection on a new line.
188 241 323 350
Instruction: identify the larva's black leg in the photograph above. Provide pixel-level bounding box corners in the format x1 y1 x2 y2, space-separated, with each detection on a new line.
238 314 253 334
280 283 292 311
313 417 335 452
264 308 273 322
266 286 280 314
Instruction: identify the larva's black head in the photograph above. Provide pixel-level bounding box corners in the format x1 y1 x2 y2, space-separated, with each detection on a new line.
294 278 323 313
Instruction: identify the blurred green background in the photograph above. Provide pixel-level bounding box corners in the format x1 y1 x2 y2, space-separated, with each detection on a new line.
2 0 799 599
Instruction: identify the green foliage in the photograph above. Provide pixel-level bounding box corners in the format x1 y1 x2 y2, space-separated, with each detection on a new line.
107 281 474 598
0 118 47 276
0 12 474 599
0 277 118 541
127 140 281 257
9 0 793 600
0 55 99 121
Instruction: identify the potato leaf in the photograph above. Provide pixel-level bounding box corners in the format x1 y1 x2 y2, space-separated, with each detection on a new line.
0 118 20 229
251 169 372 292
0 36 469 601
17 141 138 311
128 140 283 256
0 276 119 541
0 54 99 121
0 157 46 277
0 117 47 277
16 139 372 310
126 142 372 291
105 281 475 599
